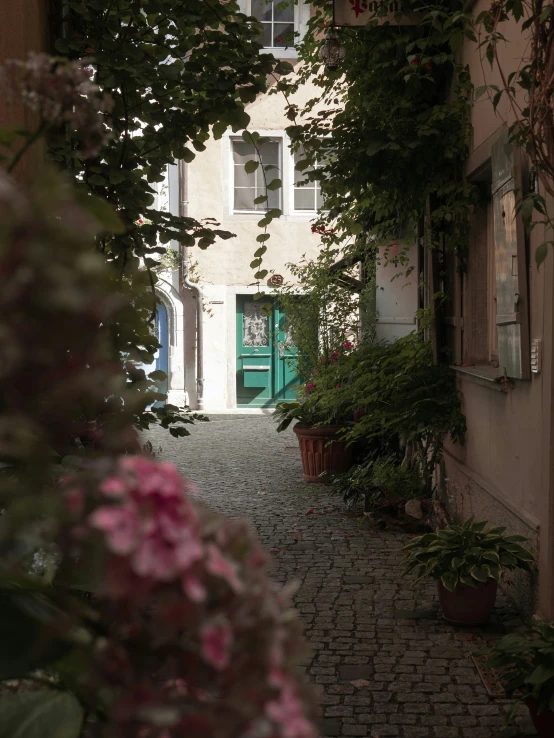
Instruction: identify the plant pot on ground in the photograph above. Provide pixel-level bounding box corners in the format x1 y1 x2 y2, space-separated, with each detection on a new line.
293 423 353 483
273 396 355 483
402 518 535 626
486 620 554 738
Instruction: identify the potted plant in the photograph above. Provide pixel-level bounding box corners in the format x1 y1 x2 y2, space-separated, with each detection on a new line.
402 519 534 625
486 620 554 737
273 397 354 483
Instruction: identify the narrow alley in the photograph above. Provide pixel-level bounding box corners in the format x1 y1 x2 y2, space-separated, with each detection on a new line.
149 416 537 738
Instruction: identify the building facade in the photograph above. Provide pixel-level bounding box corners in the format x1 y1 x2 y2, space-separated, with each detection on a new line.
438 1 554 618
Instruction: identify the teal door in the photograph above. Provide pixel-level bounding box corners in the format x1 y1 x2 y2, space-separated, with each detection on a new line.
236 296 301 407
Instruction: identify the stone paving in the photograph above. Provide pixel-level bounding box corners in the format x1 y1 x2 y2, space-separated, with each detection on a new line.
148 415 537 738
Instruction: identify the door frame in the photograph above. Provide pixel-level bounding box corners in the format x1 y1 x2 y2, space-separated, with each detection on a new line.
225 285 305 409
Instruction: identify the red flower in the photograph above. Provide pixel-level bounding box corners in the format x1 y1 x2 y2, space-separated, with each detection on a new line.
353 408 366 421
335 384 343 389
305 382 316 393
425 62 432 70
343 341 352 349
411 58 420 65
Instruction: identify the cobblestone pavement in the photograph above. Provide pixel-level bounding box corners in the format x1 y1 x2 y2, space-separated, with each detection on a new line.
148 415 537 738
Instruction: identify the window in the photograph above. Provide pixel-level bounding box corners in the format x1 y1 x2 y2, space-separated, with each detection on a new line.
232 138 281 212
251 0 295 49
292 147 324 213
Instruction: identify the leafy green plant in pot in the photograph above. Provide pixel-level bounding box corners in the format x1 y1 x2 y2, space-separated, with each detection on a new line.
486 620 554 737
273 373 354 483
402 519 534 626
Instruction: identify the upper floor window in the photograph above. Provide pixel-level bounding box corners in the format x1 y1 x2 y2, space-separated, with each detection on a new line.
292 147 324 213
239 0 308 56
252 0 295 49
232 138 281 212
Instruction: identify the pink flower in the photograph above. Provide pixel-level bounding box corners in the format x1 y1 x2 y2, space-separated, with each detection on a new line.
343 341 352 349
89 457 203 583
266 682 316 738
90 504 140 555
101 476 127 497
65 487 84 516
335 384 343 389
182 572 206 602
206 543 243 592
201 619 233 670
305 381 316 393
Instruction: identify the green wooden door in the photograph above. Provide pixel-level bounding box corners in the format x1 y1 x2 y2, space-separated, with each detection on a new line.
236 297 301 407
275 303 302 402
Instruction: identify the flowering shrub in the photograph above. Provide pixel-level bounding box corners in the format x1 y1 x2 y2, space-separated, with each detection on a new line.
1 52 112 159
56 457 317 738
0 166 316 738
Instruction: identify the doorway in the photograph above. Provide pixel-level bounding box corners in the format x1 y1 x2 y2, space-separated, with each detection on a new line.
236 296 301 408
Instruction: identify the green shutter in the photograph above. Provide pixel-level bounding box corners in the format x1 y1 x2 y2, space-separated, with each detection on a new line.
491 129 530 379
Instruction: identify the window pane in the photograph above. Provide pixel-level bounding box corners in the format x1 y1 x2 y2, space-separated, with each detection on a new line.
273 22 294 47
274 0 294 22
260 141 279 169
234 164 254 188
294 147 314 184
294 188 315 211
251 0 273 22
267 187 280 210
243 301 269 346
316 187 325 211
235 187 256 211
233 141 255 164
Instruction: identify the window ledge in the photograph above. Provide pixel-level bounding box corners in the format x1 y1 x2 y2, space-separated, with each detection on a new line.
451 364 506 392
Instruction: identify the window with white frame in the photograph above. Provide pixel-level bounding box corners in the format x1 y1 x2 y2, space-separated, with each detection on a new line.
251 0 295 49
292 147 324 213
232 138 281 212
238 0 308 55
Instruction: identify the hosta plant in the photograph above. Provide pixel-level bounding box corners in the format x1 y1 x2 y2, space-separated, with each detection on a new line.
402 518 535 591
487 620 554 721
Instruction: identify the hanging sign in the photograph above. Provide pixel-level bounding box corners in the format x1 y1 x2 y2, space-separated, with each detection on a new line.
333 0 421 26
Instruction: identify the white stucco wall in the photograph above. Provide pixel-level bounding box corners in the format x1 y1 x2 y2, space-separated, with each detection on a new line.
180 64 325 411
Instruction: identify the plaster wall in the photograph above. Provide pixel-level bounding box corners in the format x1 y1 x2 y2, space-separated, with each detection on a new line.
444 7 554 615
183 64 325 410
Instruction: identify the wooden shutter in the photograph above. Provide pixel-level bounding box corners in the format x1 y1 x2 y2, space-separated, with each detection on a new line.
491 129 530 379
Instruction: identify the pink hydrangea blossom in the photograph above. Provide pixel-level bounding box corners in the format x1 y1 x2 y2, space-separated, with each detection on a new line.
266 682 317 738
88 457 203 585
201 619 233 670
89 503 140 555
205 543 243 592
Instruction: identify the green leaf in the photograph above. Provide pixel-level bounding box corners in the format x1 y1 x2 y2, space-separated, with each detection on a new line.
244 159 259 174
471 565 490 582
79 194 126 234
256 233 270 243
148 369 167 381
441 571 458 592
451 557 463 570
212 121 228 140
266 178 282 191
500 552 517 567
482 551 500 563
0 690 83 738
350 222 363 235
535 241 548 267
459 575 478 587
254 195 268 204
526 664 554 686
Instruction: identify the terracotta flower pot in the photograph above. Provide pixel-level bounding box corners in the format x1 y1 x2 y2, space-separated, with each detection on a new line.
525 697 554 737
437 578 498 626
293 423 353 483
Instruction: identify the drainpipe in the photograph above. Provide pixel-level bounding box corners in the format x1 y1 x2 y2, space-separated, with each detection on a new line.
178 159 205 411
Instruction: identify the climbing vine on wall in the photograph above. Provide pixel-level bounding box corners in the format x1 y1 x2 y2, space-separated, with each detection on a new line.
272 0 479 277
